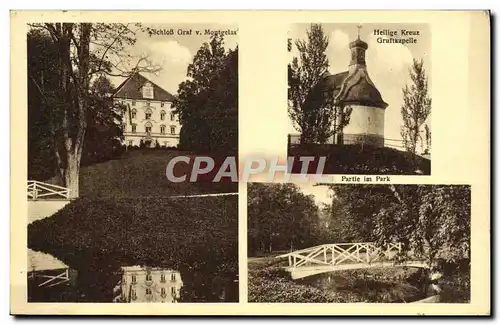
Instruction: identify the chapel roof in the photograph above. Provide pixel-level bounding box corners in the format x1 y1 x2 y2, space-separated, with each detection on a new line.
303 69 388 110
113 72 176 102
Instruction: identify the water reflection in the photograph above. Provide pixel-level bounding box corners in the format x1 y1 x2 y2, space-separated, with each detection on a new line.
117 266 183 303
28 257 238 303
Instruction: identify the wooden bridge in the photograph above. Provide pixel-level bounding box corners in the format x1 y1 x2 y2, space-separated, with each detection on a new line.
276 242 428 279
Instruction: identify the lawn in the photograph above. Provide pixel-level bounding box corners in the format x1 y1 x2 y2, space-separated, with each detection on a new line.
288 144 431 175
49 149 238 197
28 195 238 302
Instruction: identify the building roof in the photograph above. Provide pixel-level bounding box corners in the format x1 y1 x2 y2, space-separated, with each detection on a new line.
303 69 388 110
113 72 176 102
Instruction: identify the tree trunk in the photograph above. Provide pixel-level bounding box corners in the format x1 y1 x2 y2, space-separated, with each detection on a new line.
65 151 80 198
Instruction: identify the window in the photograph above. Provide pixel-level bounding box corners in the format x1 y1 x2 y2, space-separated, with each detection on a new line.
170 126 176 135
131 109 137 119
131 288 137 300
131 275 137 284
143 82 154 99
128 140 133 146
170 113 175 121
171 287 176 295
146 126 152 133
160 125 166 134
160 111 166 120
145 112 151 120
132 101 136 106
161 287 166 295
146 274 152 281
160 274 166 283
146 101 151 107
131 124 137 133
171 273 176 281
146 288 152 295
161 102 165 107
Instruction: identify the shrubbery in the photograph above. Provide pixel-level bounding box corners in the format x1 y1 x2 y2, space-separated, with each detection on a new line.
288 144 431 175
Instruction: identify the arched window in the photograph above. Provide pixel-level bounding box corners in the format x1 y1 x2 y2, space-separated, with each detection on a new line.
145 108 152 120
131 108 137 119
170 126 176 135
160 110 166 120
170 112 175 121
145 121 152 133
160 125 166 134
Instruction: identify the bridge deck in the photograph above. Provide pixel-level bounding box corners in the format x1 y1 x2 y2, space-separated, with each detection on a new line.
277 242 428 279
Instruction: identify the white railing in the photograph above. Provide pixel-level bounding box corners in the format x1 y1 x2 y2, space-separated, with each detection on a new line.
277 242 402 268
27 180 71 200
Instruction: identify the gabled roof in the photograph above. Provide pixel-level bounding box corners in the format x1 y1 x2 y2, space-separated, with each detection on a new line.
113 72 176 102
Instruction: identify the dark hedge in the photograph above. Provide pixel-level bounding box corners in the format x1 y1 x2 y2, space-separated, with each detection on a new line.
288 144 431 175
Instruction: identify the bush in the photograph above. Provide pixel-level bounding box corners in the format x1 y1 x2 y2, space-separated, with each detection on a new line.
288 144 431 175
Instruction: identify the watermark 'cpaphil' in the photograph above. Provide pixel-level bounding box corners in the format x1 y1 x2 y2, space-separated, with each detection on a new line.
165 156 329 183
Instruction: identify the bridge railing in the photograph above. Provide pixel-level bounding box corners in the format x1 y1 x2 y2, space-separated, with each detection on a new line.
27 180 71 200
277 242 402 268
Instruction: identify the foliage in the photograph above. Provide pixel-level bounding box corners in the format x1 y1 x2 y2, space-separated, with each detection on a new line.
288 24 352 144
175 35 238 154
28 30 128 181
28 30 60 181
400 58 432 154
324 184 470 271
28 196 238 302
247 183 322 255
82 75 126 166
248 262 360 303
288 144 431 175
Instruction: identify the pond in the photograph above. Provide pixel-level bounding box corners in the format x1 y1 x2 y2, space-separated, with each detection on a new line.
28 263 238 303
295 267 438 303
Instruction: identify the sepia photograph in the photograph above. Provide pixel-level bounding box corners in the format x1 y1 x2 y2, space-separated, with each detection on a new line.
248 183 470 303
287 23 432 175
26 22 239 302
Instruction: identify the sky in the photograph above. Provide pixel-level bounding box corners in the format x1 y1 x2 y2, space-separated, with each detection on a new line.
108 23 239 95
294 182 332 206
288 23 432 148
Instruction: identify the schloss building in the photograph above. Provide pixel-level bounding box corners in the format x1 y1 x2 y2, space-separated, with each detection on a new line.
113 72 181 148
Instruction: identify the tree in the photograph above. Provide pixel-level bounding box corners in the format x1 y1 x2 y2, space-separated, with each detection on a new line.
28 30 60 181
374 185 470 270
400 58 432 154
325 184 470 271
28 23 159 197
288 24 352 144
175 35 238 154
247 183 321 255
82 75 126 166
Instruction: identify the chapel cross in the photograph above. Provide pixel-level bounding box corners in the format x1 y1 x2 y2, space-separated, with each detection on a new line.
357 24 362 39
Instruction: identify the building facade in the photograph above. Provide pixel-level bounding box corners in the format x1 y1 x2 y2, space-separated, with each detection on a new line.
296 33 388 147
120 266 183 303
113 73 181 148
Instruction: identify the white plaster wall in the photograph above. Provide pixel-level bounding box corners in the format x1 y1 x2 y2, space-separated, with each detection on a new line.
343 104 385 137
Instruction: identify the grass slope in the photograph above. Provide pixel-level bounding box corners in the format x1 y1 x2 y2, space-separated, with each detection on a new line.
50 149 237 197
28 195 238 302
288 144 430 175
